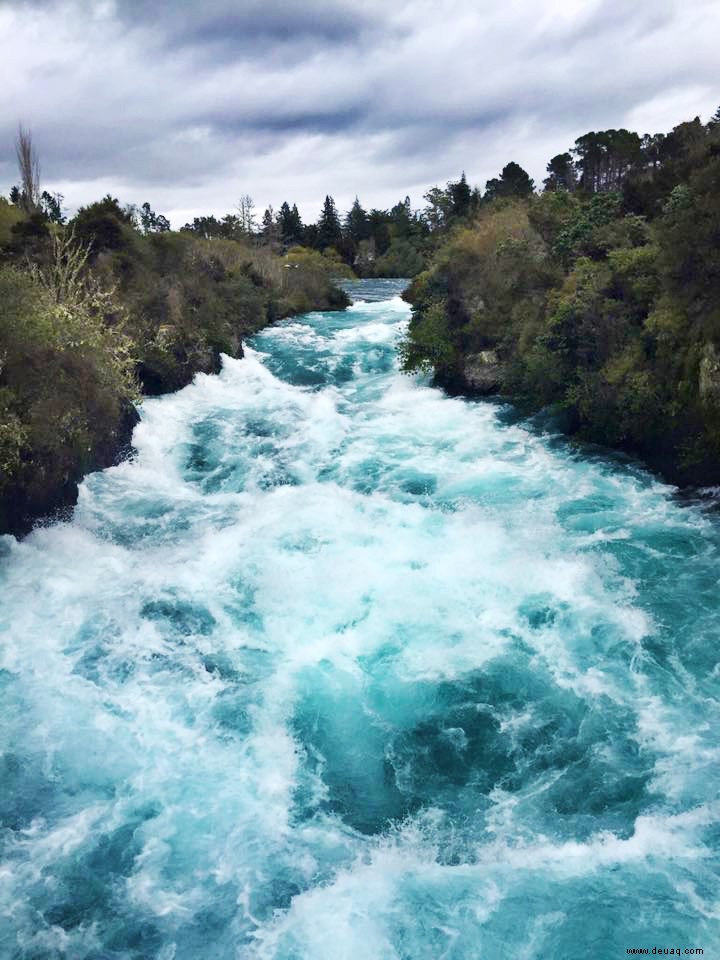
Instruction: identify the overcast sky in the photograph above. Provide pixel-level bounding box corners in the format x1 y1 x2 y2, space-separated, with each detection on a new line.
1 0 718 227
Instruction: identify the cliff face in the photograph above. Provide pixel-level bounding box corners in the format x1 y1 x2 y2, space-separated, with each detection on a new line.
461 350 505 395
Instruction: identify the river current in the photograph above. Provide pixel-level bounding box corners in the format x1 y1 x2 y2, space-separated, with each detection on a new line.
1 279 719 958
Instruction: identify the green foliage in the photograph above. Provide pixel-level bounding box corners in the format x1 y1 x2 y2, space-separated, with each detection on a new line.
572 129 642 192
374 239 425 278
552 193 622 263
401 113 720 483
544 153 577 192
344 198 370 243
399 301 456 375
0 196 351 532
0 197 23 247
278 201 304 247
70 195 137 253
316 196 342 250
0 262 136 527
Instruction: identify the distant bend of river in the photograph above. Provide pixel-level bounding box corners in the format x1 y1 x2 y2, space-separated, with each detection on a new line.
1 278 719 959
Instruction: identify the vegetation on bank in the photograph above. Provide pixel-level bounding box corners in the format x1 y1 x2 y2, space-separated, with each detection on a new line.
183 192 432 279
400 109 720 486
0 140 350 535
4 104 719 534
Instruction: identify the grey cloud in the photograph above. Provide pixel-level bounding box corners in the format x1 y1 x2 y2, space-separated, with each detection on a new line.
0 0 718 222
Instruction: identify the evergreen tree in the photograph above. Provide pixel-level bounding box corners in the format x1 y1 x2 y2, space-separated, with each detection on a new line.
278 201 304 247
485 162 535 200
303 222 319 248
316 195 342 249
367 209 391 254
448 172 472 217
40 190 65 223
543 154 577 192
708 105 720 128
388 197 414 239
344 197 369 243
572 130 642 192
260 205 282 248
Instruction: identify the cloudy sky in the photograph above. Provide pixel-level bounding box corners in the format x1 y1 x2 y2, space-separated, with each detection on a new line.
1 0 718 227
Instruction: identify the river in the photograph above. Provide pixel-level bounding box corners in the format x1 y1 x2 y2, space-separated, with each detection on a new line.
1 279 718 958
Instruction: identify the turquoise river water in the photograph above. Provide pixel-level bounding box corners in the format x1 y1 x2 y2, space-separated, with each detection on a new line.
1 279 719 959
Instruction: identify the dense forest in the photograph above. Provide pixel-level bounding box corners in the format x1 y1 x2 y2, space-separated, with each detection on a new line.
401 109 720 486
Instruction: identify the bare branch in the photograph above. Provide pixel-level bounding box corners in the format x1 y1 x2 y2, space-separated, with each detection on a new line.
31 226 92 305
15 124 41 214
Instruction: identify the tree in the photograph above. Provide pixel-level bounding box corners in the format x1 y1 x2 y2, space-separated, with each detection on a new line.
640 134 665 169
543 154 577 192
139 201 170 233
708 106 720 128
344 197 369 243
423 186 453 230
70 195 137 253
15 125 40 214
388 196 416 240
237 194 257 236
260 205 282 248
485 162 535 200
39 191 65 223
448 172 472 218
572 130 642 192
278 201 304 247
316 195 342 249
367 209 391 254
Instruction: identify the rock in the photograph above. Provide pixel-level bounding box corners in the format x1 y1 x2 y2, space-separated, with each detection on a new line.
699 343 720 405
462 349 505 395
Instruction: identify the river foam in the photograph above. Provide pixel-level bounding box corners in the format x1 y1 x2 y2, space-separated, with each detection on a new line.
1 279 718 958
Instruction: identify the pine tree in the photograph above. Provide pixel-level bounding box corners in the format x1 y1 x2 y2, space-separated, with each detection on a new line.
543 153 577 192
278 201 304 247
316 195 342 250
344 197 369 243
709 105 720 128
261 205 274 233
448 172 472 217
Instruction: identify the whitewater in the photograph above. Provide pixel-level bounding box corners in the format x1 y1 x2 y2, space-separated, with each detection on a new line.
1 279 718 959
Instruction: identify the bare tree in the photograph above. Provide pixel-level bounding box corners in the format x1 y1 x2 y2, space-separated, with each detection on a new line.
15 124 41 214
237 194 257 237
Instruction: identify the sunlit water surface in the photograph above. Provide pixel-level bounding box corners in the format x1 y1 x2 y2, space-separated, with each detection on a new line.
1 279 719 959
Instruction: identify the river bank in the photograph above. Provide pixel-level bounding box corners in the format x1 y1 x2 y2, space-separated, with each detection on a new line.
0 205 350 538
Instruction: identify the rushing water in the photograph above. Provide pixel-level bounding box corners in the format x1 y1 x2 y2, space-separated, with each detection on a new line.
1 279 719 959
